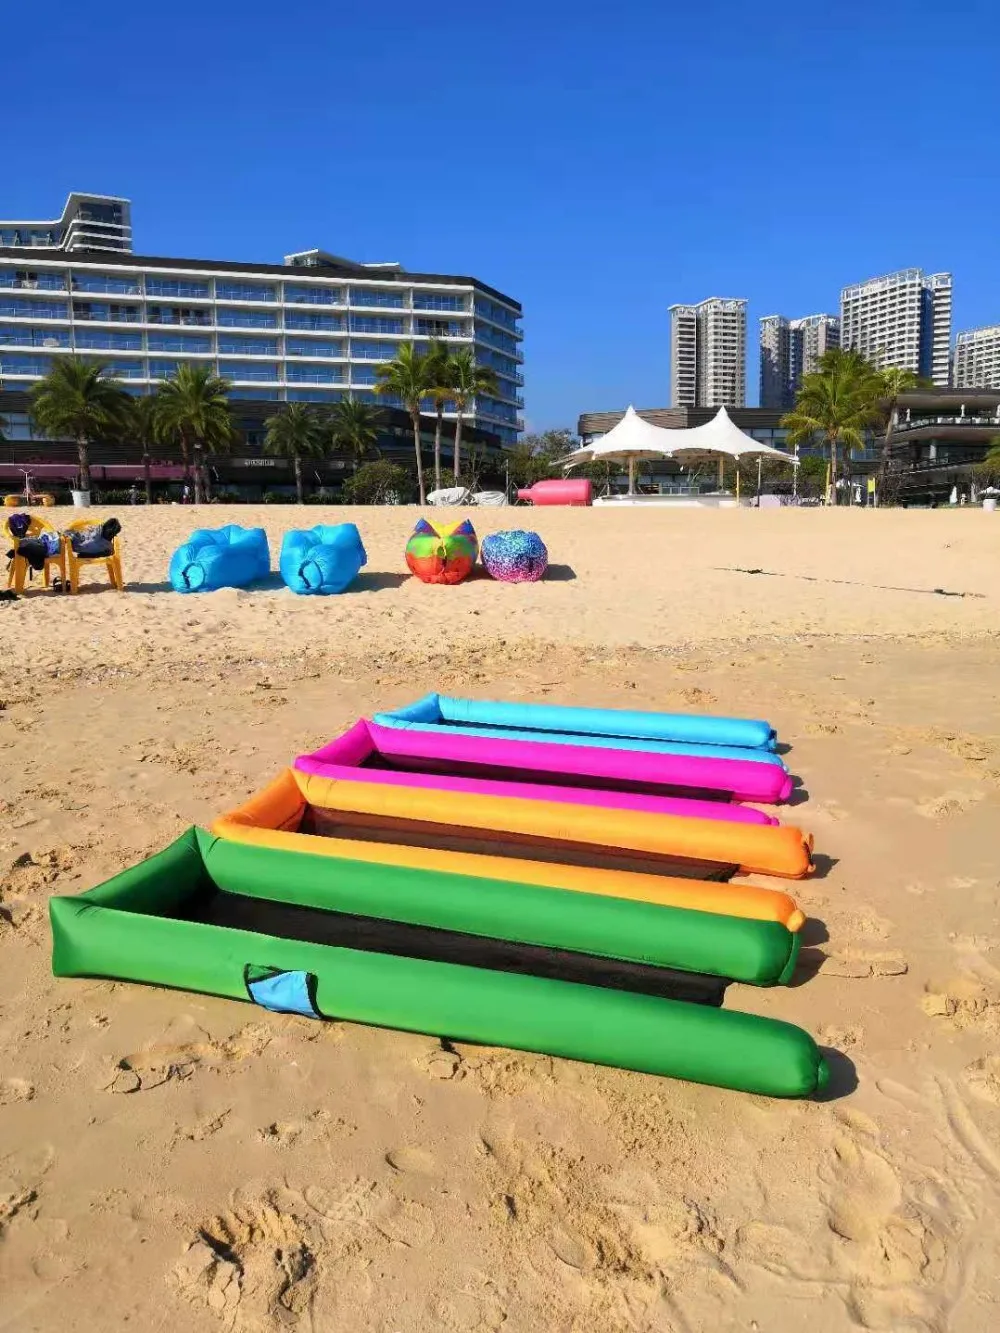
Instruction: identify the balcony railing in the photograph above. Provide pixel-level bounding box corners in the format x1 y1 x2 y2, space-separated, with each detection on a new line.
73 309 143 323
0 275 67 292
70 278 141 296
894 414 1000 433
145 282 210 299
349 292 406 309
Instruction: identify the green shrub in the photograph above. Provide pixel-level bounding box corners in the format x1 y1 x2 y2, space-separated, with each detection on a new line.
342 461 414 505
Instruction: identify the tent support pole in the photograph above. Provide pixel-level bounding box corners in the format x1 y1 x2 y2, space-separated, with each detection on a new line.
628 456 636 496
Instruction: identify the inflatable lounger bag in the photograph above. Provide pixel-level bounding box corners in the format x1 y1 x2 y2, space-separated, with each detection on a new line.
169 525 270 593
405 518 478 584
280 523 367 595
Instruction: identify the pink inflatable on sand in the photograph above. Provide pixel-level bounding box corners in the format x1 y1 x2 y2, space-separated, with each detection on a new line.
294 720 788 819
516 478 592 506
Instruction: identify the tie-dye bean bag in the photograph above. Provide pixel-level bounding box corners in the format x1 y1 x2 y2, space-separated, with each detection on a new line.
481 530 548 583
405 517 478 585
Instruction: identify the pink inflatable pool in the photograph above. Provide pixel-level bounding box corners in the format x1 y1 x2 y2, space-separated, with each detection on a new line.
294 720 789 817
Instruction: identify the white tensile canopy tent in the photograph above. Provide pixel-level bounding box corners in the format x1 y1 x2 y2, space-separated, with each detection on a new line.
562 405 799 498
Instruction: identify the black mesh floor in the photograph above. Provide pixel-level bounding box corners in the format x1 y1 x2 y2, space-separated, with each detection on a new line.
183 889 729 1007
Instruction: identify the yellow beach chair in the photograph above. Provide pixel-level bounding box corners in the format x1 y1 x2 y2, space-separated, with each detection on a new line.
63 518 125 593
3 514 66 593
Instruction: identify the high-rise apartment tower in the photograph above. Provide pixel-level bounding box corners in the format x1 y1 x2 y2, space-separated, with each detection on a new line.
953 325 1000 390
840 268 952 386
759 312 840 409
669 297 746 407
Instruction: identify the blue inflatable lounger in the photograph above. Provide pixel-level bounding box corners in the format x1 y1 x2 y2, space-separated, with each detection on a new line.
373 694 785 766
280 523 367 595
169 525 271 593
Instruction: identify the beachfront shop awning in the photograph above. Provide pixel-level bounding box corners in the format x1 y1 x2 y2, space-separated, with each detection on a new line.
0 462 188 482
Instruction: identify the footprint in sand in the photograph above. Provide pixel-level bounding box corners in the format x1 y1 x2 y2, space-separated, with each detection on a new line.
821 951 908 979
821 1131 948 1330
0 1077 35 1106
172 1186 318 1323
920 974 1000 1033
963 1055 1000 1106
385 1146 438 1176
109 1021 274 1093
914 791 984 820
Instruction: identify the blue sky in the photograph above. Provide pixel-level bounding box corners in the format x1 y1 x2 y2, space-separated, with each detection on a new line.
6 0 999 429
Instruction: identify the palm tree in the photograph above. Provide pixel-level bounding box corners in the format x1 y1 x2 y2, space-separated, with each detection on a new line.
126 393 160 504
424 341 454 493
329 398 382 468
448 347 499 482
781 348 881 504
29 357 129 494
154 365 233 504
375 343 430 504
262 402 327 503
874 365 927 503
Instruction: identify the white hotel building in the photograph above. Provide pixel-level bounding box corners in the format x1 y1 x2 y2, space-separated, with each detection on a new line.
0 192 523 447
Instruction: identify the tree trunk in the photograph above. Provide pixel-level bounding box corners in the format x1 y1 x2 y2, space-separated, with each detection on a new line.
143 449 152 505
433 407 443 493
192 443 204 504
875 400 896 506
77 437 91 494
828 434 838 505
294 453 304 504
453 409 464 482
180 435 192 498
410 410 426 505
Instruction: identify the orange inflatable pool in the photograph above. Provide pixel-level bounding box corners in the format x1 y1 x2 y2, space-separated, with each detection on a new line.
210 769 808 930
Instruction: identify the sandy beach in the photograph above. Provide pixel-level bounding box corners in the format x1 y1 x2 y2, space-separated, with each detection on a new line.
2 504 1000 1332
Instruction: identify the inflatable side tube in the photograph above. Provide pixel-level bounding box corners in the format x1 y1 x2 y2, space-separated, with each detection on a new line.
365 721 794 805
214 779 805 931
373 713 786 768
288 770 814 879
383 693 443 724
437 696 777 752
294 722 777 826
294 754 777 826
50 838 828 1097
199 836 800 985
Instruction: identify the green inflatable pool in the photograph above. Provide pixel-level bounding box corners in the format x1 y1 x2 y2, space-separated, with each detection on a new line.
50 829 829 1098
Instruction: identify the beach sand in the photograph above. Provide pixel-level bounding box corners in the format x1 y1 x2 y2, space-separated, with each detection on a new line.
2 504 999 1332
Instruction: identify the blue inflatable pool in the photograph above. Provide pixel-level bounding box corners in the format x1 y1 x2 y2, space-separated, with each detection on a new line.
373 693 785 766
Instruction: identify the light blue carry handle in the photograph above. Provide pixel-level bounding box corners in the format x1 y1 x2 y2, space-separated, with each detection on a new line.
244 966 321 1018
372 714 786 767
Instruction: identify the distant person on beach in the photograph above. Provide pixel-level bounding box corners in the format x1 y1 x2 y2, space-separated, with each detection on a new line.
128 484 138 505
182 483 191 504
